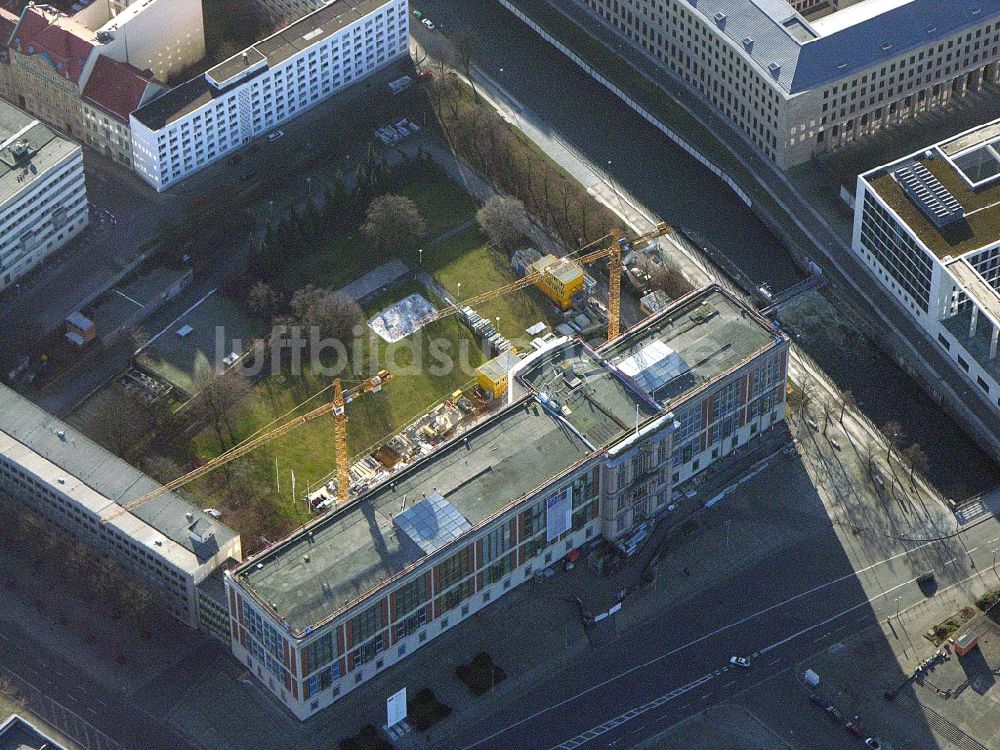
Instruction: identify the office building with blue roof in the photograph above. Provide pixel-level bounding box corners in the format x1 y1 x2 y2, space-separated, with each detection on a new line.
578 0 1000 167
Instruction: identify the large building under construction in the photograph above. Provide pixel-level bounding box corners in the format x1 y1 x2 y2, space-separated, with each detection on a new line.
225 285 789 719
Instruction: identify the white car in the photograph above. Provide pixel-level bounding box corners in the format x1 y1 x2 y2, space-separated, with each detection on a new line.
267 130 284 142
421 17 435 29
864 740 881 750
729 656 750 668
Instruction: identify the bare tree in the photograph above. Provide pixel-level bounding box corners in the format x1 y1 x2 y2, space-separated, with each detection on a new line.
838 389 855 425
819 397 835 435
633 252 693 299
452 28 481 101
193 364 252 447
247 281 280 323
902 442 930 486
477 195 530 252
288 285 363 348
863 440 880 480
881 420 904 461
362 195 428 259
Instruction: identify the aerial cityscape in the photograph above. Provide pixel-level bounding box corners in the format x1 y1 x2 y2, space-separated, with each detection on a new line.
0 0 999 746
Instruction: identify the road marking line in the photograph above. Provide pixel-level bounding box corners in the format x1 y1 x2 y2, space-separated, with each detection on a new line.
760 576 917 656
458 545 941 750
0 634 7 642
86 707 98 716
721 680 736 688
545 673 716 749
700 692 713 700
765 658 782 667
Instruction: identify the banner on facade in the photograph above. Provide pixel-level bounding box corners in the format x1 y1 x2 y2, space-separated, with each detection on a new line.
546 488 572 542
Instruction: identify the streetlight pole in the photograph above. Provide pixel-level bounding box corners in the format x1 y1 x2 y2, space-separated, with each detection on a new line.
418 247 423 266
606 160 627 217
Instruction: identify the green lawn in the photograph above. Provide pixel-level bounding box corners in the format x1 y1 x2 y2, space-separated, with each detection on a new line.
188 281 485 526
275 169 479 295
427 226 562 346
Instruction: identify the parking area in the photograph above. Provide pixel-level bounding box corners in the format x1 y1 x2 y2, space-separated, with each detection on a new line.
135 291 260 396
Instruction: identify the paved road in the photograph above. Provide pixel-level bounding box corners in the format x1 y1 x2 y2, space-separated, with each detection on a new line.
0 620 197 750
448 511 1000 750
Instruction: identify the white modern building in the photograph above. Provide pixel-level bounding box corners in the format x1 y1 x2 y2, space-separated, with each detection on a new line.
129 0 408 191
577 0 1000 167
0 100 88 292
0 384 242 629
852 117 1000 411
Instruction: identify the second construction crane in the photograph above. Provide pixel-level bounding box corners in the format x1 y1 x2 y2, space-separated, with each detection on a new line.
101 370 391 524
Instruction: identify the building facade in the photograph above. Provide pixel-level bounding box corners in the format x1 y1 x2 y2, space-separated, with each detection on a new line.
81 55 163 167
852 118 1000 412
0 2 179 145
129 0 408 191
0 100 88 292
0 384 242 628
576 0 1000 168
225 285 789 720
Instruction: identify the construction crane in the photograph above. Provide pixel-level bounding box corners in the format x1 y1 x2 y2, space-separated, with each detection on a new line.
100 370 392 524
424 222 670 341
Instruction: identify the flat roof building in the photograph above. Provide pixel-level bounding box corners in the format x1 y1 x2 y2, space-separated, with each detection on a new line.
0 384 241 629
225 284 788 719
129 0 408 190
0 99 88 292
853 117 1000 413
577 0 1000 167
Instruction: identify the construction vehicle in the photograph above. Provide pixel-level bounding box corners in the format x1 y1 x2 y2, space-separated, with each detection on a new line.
424 222 670 341
100 370 391 524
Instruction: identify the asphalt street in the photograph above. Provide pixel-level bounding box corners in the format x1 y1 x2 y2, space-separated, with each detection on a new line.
448 514 1000 750
0 620 196 750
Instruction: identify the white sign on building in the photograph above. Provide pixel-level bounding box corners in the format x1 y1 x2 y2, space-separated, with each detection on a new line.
546 487 572 542
387 687 407 728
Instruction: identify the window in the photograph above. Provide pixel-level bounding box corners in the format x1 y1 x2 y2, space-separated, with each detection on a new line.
437 547 472 589
395 576 426 618
938 333 951 349
351 602 385 644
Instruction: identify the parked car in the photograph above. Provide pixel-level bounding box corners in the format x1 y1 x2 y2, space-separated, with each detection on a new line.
267 130 284 142
864 739 881 750
421 17 435 29
417 69 434 81
729 656 750 668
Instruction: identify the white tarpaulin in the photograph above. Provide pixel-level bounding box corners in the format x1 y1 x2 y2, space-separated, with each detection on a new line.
546 487 572 542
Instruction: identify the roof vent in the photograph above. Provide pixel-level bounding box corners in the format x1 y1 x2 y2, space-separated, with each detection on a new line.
836 61 848 70
926 25 937 33
768 61 781 78
56 477 65 484
742 36 753 51
154 539 163 546
971 7 981 15
185 511 193 521
713 10 726 27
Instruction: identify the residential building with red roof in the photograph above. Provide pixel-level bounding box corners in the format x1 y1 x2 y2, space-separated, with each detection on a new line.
81 55 162 166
